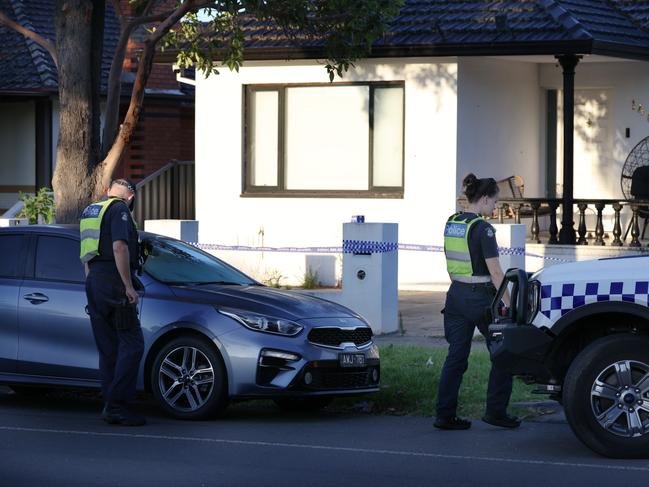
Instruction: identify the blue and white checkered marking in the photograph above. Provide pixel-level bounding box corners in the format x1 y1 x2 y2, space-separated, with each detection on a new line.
540 281 649 321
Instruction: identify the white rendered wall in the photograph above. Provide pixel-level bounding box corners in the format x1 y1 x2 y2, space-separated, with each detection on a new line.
0 101 35 209
540 60 649 200
457 58 544 198
195 58 458 288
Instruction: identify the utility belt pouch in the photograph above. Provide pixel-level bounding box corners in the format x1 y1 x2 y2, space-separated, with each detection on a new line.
113 299 140 330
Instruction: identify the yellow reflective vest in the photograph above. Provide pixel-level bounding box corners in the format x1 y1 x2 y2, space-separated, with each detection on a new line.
79 197 136 264
443 213 488 281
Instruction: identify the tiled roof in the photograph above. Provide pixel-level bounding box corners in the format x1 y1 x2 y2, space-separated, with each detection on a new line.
237 0 649 59
0 0 119 92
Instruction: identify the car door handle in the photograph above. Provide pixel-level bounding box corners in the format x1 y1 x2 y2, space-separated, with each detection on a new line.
23 293 49 304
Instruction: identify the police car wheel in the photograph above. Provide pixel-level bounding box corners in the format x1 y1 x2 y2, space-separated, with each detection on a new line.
563 334 649 458
273 397 333 412
151 336 228 420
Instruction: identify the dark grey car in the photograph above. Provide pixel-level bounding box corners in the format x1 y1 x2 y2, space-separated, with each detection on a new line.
0 225 379 419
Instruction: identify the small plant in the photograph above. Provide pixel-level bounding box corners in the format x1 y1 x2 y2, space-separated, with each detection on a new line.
301 268 320 289
18 187 55 224
263 269 284 288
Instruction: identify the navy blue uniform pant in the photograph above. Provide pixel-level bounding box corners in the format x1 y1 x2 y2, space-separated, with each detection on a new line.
436 281 513 419
85 272 144 405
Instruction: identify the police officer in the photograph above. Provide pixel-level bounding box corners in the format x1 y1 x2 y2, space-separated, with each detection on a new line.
434 173 520 430
80 179 145 426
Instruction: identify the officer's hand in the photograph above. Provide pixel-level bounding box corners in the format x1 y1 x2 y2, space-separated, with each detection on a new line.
125 286 139 305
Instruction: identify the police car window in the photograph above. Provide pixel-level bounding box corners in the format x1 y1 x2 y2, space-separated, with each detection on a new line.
35 236 85 283
142 238 256 285
0 235 25 278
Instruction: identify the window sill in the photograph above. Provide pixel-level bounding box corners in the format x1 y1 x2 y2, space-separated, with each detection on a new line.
241 190 404 199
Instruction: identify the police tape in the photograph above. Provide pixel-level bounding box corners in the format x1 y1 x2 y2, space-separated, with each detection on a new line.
192 241 573 262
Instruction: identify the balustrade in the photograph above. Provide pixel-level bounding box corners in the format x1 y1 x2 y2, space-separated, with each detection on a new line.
489 198 649 247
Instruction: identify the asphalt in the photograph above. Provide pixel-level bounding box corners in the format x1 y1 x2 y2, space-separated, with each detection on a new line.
1 390 647 486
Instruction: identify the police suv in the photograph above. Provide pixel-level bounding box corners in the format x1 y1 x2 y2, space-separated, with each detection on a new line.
489 256 649 458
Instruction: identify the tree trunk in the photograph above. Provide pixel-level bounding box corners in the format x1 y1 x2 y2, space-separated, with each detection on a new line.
51 0 104 223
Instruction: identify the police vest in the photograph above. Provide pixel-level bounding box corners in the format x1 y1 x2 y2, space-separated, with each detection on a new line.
443 213 492 283
79 197 137 264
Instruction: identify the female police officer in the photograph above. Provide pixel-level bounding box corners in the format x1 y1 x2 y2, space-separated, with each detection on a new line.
434 173 520 430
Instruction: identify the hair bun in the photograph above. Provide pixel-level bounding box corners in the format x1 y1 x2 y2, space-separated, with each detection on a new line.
463 173 478 188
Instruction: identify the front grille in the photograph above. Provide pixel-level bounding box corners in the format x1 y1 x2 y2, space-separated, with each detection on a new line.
308 327 373 347
299 362 380 390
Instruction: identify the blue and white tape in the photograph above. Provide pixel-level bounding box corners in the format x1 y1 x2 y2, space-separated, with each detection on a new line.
191 241 570 262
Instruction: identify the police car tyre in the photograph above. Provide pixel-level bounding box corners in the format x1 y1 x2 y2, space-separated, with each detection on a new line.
151 336 228 420
273 397 334 412
563 334 649 458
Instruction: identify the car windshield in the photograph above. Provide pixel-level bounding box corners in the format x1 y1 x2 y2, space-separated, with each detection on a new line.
142 237 257 286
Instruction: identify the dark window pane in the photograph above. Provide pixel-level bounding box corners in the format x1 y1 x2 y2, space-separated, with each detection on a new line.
35 236 85 283
0 235 25 278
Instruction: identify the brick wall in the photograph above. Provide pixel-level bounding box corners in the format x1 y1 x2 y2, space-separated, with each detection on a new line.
112 0 195 182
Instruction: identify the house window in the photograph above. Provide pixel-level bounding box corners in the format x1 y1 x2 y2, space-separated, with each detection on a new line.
244 82 404 197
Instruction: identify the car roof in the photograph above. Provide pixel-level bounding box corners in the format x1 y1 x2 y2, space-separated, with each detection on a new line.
0 224 158 240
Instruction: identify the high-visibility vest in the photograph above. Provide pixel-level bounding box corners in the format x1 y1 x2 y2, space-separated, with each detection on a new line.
444 213 490 281
79 197 136 264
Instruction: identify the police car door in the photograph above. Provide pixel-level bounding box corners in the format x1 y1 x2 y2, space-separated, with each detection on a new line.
17 233 99 381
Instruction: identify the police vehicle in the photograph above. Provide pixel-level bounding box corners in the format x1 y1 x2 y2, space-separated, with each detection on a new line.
489 256 649 458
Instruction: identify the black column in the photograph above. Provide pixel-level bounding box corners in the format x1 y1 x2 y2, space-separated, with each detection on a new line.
557 54 580 245
35 98 53 190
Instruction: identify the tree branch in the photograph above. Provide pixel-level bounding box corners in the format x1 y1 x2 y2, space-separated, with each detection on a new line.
99 0 198 190
0 10 58 69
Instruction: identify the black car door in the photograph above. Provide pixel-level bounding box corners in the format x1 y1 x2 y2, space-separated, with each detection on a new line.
0 233 27 374
17 234 100 381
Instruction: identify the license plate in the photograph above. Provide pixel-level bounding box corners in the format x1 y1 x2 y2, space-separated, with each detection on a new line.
339 353 365 368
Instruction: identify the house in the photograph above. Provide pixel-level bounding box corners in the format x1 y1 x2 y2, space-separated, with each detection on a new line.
0 0 194 214
154 1 649 287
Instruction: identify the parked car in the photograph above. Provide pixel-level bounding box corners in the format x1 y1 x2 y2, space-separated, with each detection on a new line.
0 225 379 419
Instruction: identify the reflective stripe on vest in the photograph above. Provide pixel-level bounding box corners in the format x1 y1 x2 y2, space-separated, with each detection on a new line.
79 197 136 264
443 213 485 278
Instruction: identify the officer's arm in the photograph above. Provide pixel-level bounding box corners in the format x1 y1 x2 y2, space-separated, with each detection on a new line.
113 240 138 304
84 263 89 277
485 257 511 307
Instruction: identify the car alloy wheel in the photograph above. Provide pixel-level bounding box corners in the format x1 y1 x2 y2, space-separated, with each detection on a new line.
591 359 649 438
159 346 215 412
151 336 227 419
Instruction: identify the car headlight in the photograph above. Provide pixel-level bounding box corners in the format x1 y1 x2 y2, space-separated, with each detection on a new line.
218 308 303 336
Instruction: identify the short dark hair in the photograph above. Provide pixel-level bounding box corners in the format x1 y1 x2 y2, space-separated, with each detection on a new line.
111 178 137 194
462 173 498 203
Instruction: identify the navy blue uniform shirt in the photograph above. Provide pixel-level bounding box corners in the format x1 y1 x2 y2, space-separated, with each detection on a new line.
89 199 139 273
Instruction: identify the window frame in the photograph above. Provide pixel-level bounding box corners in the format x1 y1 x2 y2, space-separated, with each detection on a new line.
243 81 405 198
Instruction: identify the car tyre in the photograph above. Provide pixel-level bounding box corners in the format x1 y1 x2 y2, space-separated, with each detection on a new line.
273 397 334 412
151 336 228 420
563 334 649 458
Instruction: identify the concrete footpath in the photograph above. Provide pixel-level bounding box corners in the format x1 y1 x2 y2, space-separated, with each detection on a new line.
376 290 448 347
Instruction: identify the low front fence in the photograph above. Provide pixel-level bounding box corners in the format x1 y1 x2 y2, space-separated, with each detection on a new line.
493 198 649 247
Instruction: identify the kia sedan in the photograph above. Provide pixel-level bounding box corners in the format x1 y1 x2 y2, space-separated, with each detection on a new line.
0 225 379 419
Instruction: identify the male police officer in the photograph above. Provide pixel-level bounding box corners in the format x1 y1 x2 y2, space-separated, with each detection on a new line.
80 179 145 426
